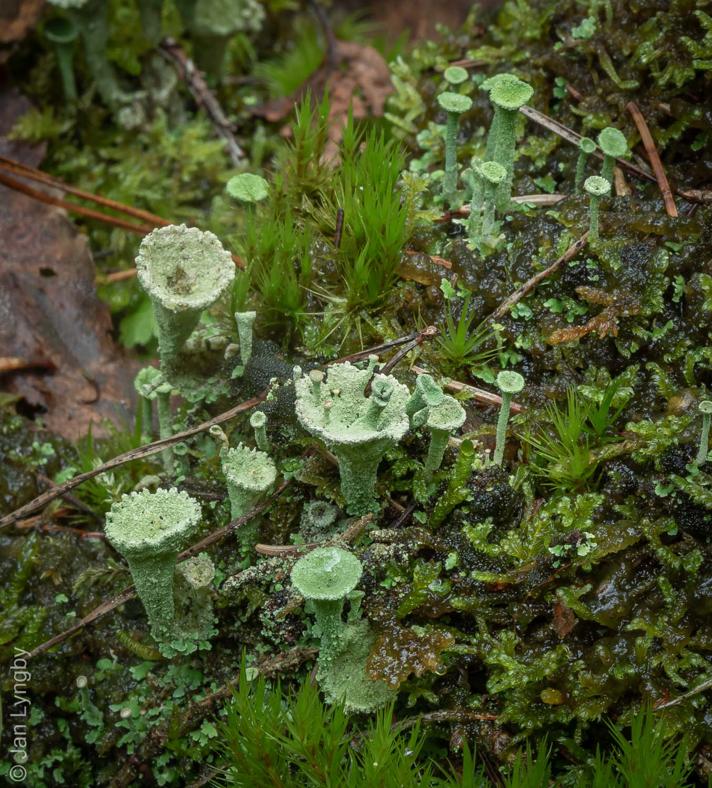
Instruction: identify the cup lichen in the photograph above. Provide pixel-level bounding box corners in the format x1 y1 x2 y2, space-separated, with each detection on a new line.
105 488 202 645
44 17 79 103
295 359 410 515
437 91 473 207
574 136 597 194
584 175 611 242
136 224 234 376
482 73 534 210
597 126 628 184
696 400 712 466
422 393 467 479
494 370 525 466
221 443 277 520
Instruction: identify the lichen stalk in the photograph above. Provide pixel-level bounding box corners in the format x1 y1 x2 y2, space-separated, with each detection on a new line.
425 429 449 479
443 111 459 205
155 388 174 475
696 402 712 466
494 391 514 466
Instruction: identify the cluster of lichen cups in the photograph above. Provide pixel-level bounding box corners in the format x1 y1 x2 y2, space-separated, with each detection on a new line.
295 360 466 515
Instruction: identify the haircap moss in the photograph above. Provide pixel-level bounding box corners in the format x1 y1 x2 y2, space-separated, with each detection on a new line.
444 65 468 85
291 546 363 601
226 173 269 204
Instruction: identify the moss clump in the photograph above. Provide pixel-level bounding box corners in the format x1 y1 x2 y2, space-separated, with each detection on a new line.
295 359 410 515
104 488 201 645
136 224 234 376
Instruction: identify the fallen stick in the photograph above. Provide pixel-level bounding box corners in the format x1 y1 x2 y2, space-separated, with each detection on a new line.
626 101 678 218
485 232 589 323
254 512 372 556
0 393 267 529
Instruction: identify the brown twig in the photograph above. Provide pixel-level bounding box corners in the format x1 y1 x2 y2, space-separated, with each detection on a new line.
626 101 678 218
485 232 589 323
0 356 54 374
0 393 267 529
0 157 246 268
254 512 373 556
158 38 244 166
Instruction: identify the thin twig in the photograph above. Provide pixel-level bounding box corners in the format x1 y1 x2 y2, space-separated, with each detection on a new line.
626 101 678 218
485 232 589 323
654 675 712 710
0 155 171 226
158 38 244 166
254 512 373 556
0 393 267 529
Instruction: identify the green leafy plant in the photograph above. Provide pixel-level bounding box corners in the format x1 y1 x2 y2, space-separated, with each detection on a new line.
436 294 498 375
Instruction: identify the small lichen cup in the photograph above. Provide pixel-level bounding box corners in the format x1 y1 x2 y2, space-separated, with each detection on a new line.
295 358 410 515
437 91 473 207
290 546 362 663
575 137 597 194
494 371 525 466
482 73 534 210
597 127 627 184
136 224 234 375
105 488 201 645
221 443 277 520
584 175 611 242
423 394 467 480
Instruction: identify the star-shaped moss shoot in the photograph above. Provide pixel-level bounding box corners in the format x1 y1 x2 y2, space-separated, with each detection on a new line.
136 224 234 376
44 17 79 103
574 137 597 194
133 367 176 473
696 400 712 466
444 65 468 85
295 358 410 515
291 546 362 663
226 173 269 206
221 443 277 520
105 488 201 645
494 370 525 466
482 73 534 211
423 394 467 479
437 91 473 208
597 127 627 184
584 175 611 242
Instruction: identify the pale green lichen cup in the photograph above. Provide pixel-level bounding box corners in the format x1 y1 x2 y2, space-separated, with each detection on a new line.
105 488 201 645
136 224 234 375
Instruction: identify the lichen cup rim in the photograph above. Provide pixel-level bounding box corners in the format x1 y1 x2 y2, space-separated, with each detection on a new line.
699 400 712 415
105 488 201 558
480 161 507 184
222 444 277 493
584 175 612 197
437 91 473 114
291 546 363 601
136 224 234 313
45 16 80 43
427 395 467 432
497 370 525 394
579 136 597 154
597 127 627 158
226 173 269 204
487 75 533 110
444 65 468 85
